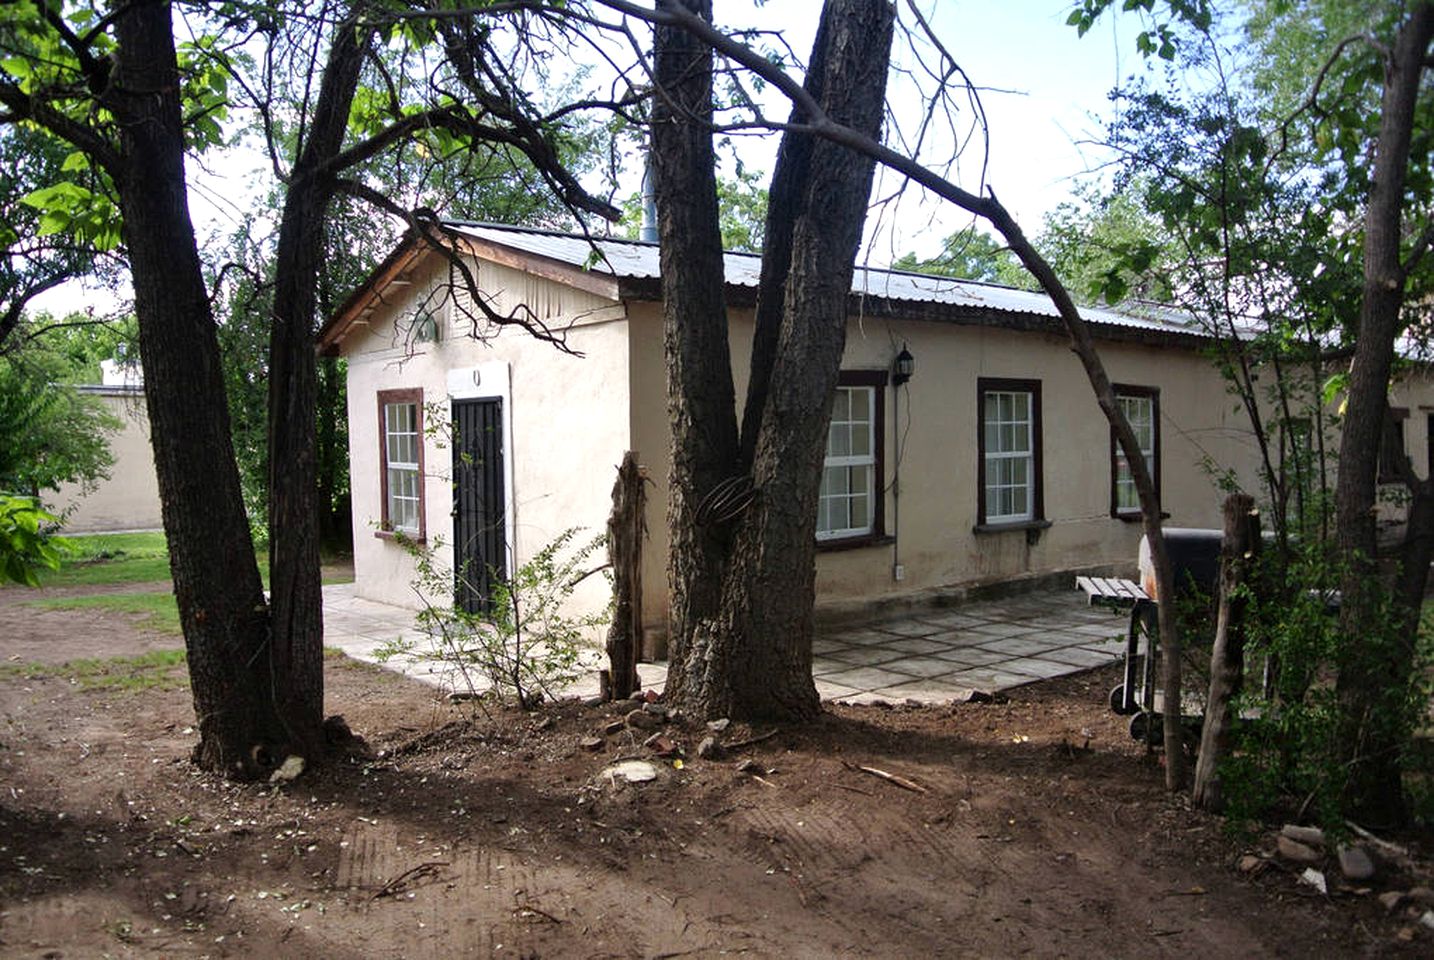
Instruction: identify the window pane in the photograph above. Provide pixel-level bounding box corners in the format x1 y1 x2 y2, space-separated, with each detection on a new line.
851 495 869 529
850 388 869 421
851 422 871 457
829 423 850 457
851 465 869 495
831 388 850 422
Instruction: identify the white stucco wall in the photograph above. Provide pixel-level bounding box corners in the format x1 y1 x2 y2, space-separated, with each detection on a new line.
343 254 630 618
46 387 163 533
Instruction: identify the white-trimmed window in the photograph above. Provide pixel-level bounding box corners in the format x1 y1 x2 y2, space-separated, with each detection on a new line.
979 378 1042 525
1112 387 1159 515
818 371 886 542
379 388 425 538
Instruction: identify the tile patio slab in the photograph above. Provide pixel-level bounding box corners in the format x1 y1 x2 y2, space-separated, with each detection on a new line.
323 583 1125 708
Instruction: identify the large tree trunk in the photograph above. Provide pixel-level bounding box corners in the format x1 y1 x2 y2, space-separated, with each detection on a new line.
657 0 893 721
1333 2 1434 827
651 0 742 711
1192 493 1260 812
109 1 282 776
264 3 373 765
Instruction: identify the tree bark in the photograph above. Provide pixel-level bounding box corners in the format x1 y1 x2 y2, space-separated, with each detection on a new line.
1333 1 1434 827
650 0 742 712
605 452 645 699
1192 493 1260 812
108 1 281 776
264 1 374 764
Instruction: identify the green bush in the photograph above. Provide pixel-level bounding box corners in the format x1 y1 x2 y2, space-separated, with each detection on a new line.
0 494 63 586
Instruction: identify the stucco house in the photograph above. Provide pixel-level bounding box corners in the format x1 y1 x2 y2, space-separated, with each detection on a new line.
318 221 1434 648
46 359 164 533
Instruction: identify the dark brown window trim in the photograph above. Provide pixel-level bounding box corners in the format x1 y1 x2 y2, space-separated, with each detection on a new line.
976 377 1044 526
816 369 889 543
377 387 426 542
373 529 427 545
1109 384 1161 519
817 533 896 553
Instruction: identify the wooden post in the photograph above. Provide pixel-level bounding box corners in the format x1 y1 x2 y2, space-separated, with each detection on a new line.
604 452 645 700
1192 493 1261 811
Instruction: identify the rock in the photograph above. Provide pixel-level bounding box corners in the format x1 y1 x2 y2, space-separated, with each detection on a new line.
641 702 668 718
1420 910 1434 931
1298 868 1327 895
641 689 660 703
625 709 658 731
1280 824 1326 848
268 755 305 784
1379 891 1405 913
735 758 762 774
1396 927 1416 942
1408 886 1434 907
579 736 604 752
706 718 730 733
696 736 721 760
1277 836 1322 865
1237 854 1266 875
603 759 659 784
610 698 639 712
603 719 625 736
642 733 680 758
1337 844 1376 881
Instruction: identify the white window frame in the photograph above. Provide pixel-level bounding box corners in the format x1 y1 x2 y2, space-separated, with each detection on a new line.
979 379 1042 526
818 379 881 541
379 389 424 538
1112 387 1158 516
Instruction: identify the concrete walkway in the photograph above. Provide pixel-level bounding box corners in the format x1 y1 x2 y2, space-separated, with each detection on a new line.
322 583 1129 705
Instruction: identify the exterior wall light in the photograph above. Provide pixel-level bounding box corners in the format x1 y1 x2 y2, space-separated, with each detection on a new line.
892 345 915 386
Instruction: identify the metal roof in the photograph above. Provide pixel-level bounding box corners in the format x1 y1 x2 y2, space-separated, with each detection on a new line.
445 220 1207 340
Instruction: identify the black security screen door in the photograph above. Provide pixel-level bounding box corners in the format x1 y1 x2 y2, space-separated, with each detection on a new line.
452 398 506 615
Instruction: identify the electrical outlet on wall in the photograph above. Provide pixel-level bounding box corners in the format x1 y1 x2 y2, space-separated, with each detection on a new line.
893 564 905 582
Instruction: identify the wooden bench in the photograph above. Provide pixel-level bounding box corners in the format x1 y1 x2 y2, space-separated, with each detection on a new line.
1075 575 1149 608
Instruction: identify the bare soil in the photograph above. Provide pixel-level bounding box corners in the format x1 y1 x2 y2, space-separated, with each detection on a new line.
2 582 1432 959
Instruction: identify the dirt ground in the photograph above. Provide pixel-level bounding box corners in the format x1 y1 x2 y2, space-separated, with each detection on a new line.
2 583 1433 959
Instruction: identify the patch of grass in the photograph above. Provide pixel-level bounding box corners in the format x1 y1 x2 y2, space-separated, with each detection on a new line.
28 530 279 589
28 591 182 635
0 649 187 692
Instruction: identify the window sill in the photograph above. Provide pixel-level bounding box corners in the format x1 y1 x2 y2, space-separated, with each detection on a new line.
972 519 1052 535
374 529 426 545
1113 511 1172 523
817 533 895 553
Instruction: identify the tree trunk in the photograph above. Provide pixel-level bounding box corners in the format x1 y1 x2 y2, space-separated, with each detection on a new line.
651 0 743 713
1333 2 1434 827
1192 493 1260 812
109 1 281 776
605 452 645 699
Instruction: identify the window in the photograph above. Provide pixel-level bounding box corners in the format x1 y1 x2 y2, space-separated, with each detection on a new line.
978 378 1042 526
1379 406 1409 483
378 388 425 539
1111 386 1160 516
818 371 886 542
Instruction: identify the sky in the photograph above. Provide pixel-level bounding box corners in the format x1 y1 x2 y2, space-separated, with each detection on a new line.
32 0 1152 316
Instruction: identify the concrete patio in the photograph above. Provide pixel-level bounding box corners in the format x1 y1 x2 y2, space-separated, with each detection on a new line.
321 583 1129 705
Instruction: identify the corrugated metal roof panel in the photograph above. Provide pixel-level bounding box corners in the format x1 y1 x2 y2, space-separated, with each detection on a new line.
446 221 1206 338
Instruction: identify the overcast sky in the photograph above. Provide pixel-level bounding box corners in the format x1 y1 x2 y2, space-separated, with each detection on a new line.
34 1 1151 316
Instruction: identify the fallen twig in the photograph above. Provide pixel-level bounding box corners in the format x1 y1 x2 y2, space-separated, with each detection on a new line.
1346 820 1411 860
371 861 449 900
727 728 780 750
843 761 928 794
513 901 562 924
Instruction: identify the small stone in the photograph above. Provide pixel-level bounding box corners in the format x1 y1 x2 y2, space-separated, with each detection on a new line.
610 698 639 712
1395 927 1416 942
641 702 668 718
1337 844 1376 881
1419 910 1434 931
625 709 657 731
1409 886 1434 907
1379 891 1404 913
643 733 680 757
603 759 658 784
735 758 762 774
696 736 721 760
579 736 604 752
706 718 730 733
603 720 625 736
268 755 305 784
1298 868 1327 895
1277 836 1322 865
1237 854 1266 874
641 690 660 703
1280 824 1326 848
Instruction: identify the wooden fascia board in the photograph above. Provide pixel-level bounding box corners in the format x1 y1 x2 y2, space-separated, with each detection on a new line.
317 234 428 356
450 235 622 301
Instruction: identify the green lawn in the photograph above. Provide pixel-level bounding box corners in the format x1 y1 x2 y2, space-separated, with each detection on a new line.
28 590 182 634
26 530 352 589
0 649 188 692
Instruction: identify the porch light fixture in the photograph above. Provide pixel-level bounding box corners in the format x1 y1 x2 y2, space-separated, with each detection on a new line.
892 344 915 386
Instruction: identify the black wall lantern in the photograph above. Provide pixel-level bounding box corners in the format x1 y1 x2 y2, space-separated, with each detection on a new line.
892 344 915 386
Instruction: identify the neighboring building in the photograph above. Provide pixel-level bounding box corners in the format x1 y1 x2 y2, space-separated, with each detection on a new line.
46 359 164 533
318 222 1434 644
